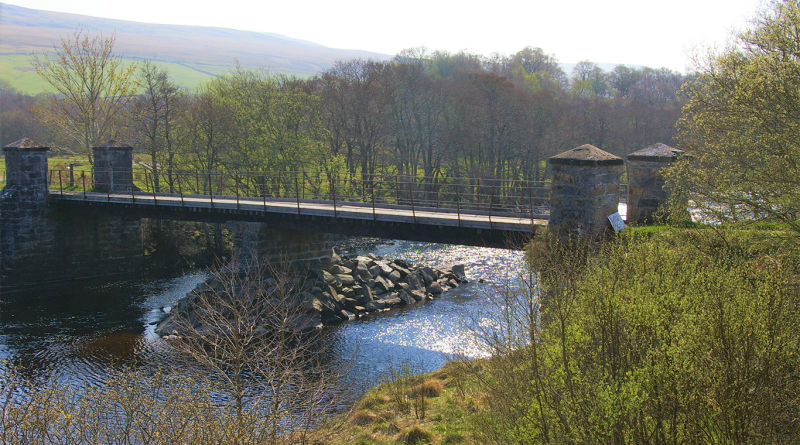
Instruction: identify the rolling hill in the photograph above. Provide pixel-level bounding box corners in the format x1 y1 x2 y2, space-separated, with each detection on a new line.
0 2 391 93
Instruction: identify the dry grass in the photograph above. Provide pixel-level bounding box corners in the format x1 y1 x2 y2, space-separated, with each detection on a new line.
318 359 486 445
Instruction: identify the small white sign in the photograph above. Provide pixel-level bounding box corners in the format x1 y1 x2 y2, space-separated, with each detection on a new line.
608 212 626 232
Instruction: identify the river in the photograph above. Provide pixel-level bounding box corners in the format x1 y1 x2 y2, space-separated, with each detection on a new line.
0 240 524 397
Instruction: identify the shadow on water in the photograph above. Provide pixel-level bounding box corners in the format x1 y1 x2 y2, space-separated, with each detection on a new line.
0 270 207 383
1 240 525 401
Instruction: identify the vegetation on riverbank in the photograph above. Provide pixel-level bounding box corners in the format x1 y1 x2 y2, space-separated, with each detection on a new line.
325 224 800 445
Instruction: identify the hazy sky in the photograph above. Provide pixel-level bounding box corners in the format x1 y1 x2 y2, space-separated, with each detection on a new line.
4 0 763 72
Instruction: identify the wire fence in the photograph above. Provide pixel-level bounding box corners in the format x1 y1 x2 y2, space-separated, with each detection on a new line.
48 169 555 219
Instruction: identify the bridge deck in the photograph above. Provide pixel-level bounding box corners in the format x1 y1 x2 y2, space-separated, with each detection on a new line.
51 191 548 232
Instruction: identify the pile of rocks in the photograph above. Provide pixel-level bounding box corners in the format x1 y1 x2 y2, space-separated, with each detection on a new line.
301 253 467 326
155 254 467 337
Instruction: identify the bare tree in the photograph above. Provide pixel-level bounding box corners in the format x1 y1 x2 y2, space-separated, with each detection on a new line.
31 28 138 162
167 256 346 444
130 60 185 192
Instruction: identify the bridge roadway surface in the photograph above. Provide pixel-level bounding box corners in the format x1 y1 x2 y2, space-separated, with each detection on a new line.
50 191 547 249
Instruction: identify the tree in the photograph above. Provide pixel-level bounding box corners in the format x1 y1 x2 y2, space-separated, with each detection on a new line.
31 28 138 162
131 60 185 192
166 256 345 444
669 0 800 232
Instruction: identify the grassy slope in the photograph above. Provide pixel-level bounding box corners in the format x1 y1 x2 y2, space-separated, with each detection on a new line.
0 3 390 94
0 53 216 94
320 361 487 445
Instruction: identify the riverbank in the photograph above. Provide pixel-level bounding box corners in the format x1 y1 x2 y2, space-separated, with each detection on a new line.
319 359 488 445
320 224 800 445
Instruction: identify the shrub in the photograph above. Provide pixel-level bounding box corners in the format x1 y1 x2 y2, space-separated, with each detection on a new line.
474 230 800 444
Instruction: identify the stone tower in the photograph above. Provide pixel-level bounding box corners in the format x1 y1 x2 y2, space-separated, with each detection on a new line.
549 144 623 234
626 143 684 224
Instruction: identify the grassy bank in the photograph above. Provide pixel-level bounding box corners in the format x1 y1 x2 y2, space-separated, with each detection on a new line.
319 360 488 445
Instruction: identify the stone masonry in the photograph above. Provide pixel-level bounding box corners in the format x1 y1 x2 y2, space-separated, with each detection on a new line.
626 143 684 224
549 144 623 234
0 139 143 287
93 141 134 193
228 222 334 268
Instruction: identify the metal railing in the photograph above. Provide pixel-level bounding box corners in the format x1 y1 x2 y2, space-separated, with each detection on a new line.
48 169 553 223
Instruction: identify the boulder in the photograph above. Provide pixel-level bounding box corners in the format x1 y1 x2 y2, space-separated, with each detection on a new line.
388 270 402 282
312 269 338 285
356 285 375 303
426 281 443 294
365 300 386 311
368 265 382 278
342 297 359 308
392 265 411 277
380 293 403 307
447 278 459 288
398 290 416 305
403 272 426 292
337 274 356 286
326 285 341 302
374 275 394 292
354 261 370 273
420 267 437 285
377 262 394 276
409 289 426 301
356 256 375 267
358 269 373 280
313 291 339 313
340 310 356 321
341 287 356 299
330 265 353 275
451 264 466 281
300 292 323 313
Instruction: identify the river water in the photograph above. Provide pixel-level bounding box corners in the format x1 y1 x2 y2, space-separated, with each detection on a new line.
0 241 524 396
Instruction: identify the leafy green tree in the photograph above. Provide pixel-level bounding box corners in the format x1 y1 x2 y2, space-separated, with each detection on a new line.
208 66 326 176
669 0 800 232
31 28 138 162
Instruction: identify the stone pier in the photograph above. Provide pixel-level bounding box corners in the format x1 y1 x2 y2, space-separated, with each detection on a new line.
0 139 143 287
228 222 334 269
548 144 623 234
93 141 134 192
626 143 684 224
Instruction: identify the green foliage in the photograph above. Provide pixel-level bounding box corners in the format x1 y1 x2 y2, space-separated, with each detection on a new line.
476 230 800 444
204 66 326 174
670 0 800 235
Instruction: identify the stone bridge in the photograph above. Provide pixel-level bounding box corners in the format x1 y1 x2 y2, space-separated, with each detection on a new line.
0 139 683 287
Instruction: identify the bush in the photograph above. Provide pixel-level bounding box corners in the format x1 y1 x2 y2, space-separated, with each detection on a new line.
474 230 800 444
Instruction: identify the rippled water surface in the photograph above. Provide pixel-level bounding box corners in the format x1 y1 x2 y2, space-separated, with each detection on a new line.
0 241 524 390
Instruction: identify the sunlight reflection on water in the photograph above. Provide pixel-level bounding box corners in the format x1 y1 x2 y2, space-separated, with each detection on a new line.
1 241 525 391
328 240 525 385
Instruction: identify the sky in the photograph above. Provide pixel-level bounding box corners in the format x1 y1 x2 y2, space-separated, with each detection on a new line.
3 0 764 73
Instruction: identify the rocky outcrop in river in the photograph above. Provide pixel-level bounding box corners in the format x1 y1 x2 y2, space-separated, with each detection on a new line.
156 252 467 337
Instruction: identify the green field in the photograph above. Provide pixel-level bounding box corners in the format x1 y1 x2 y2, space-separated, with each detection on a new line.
0 155 93 189
0 53 217 94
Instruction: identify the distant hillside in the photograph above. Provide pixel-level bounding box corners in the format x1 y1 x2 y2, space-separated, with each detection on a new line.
0 3 391 93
